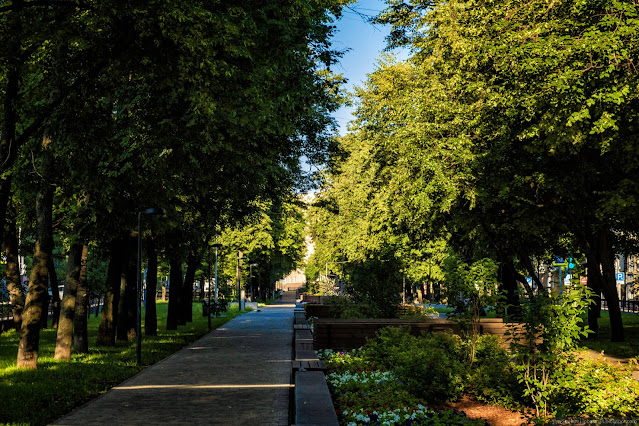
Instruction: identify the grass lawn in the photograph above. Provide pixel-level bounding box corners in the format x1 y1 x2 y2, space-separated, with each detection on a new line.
580 311 639 359
0 302 246 426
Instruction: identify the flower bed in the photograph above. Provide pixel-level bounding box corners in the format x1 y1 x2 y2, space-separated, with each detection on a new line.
319 349 484 425
318 326 639 425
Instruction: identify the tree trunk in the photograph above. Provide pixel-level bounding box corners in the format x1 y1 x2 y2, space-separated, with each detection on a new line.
182 253 197 323
73 245 89 353
124 243 138 340
585 253 602 337
4 205 24 332
497 257 521 319
166 257 182 330
144 236 158 336
47 254 61 328
599 232 624 342
97 238 124 346
17 183 54 368
54 243 83 360
117 237 136 341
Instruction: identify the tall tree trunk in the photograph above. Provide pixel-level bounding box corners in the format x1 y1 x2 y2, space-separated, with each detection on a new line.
54 244 83 360
124 243 138 340
73 245 89 353
144 236 158 336
166 257 182 330
599 231 624 342
47 254 61 328
4 204 24 332
182 253 197 323
17 183 54 368
97 238 124 346
497 257 521 319
117 237 136 341
585 252 602 337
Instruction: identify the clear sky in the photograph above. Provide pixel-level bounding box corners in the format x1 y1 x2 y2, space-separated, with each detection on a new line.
330 0 408 135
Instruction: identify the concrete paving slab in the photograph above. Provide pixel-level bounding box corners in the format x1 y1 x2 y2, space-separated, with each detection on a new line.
51 302 295 426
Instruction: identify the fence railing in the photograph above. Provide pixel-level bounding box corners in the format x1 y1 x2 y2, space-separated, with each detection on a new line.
601 299 639 313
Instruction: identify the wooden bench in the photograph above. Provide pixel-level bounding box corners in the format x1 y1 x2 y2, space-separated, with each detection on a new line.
294 371 338 425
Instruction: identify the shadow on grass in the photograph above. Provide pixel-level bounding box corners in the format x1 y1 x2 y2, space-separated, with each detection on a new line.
0 302 241 425
580 311 639 359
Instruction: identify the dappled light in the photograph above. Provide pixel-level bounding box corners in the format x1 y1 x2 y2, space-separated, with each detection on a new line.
116 383 293 390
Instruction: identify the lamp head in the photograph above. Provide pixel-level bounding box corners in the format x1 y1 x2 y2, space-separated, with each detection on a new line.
140 208 166 215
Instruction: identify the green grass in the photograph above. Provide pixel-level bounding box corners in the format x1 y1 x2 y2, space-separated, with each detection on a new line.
0 302 248 426
580 311 639 359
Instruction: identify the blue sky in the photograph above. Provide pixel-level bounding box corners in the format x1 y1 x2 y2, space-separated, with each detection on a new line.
330 0 408 135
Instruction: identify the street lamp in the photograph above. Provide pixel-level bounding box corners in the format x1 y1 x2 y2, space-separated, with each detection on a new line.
249 263 258 301
212 242 222 303
207 240 222 330
422 251 432 302
237 252 248 310
137 207 165 366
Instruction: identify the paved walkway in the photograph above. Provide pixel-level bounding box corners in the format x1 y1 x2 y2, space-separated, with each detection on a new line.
52 299 296 425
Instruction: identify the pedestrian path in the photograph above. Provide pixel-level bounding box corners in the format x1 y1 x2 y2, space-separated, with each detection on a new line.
52 298 296 425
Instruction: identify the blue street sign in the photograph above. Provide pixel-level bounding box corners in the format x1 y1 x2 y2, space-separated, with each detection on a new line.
553 256 567 266
616 272 625 282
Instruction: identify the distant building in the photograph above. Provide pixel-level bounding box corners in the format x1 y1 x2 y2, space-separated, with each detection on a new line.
275 268 306 292
274 193 316 292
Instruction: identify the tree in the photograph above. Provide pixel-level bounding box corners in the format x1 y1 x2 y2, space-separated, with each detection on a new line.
54 244 82 361
374 0 639 339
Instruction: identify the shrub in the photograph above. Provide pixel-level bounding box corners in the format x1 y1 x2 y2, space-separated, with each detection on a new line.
318 349 378 374
550 352 639 418
322 296 386 319
362 327 468 403
469 335 525 409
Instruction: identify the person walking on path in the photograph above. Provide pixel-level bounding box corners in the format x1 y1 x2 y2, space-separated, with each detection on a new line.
52 300 295 425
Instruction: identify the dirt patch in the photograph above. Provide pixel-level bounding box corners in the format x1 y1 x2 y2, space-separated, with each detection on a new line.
433 395 531 426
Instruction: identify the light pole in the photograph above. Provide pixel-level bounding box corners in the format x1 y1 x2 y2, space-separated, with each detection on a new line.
422 251 432 302
249 263 258 301
137 207 165 366
207 240 223 329
207 243 212 330
213 241 222 303
237 252 248 310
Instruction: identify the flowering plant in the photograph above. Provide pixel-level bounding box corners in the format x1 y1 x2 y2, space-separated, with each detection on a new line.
322 349 483 425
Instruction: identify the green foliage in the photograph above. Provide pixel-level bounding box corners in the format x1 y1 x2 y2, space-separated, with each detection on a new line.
321 349 485 425
550 352 639 418
469 335 525 409
344 260 402 318
322 295 395 319
362 327 468 403
509 286 594 417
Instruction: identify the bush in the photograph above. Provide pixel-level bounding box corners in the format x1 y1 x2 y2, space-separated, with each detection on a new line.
469 335 525 409
322 296 389 319
362 327 468 403
550 352 639 418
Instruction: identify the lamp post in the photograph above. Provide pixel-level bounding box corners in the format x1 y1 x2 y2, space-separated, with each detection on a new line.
213 242 222 303
249 263 258 301
207 240 222 329
207 244 212 330
422 251 432 302
137 207 165 366
237 252 248 310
